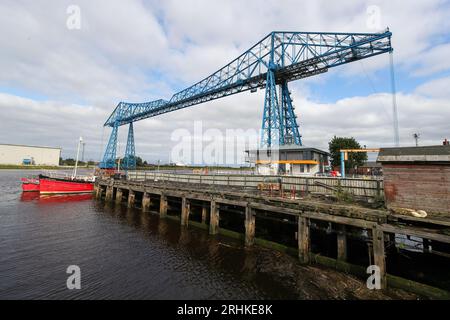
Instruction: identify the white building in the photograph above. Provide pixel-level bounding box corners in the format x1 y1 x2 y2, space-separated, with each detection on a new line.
245 145 330 176
0 143 61 166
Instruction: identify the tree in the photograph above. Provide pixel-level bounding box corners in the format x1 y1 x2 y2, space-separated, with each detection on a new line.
135 156 143 167
328 136 367 172
62 158 76 166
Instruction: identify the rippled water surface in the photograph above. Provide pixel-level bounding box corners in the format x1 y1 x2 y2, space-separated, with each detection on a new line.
0 170 414 300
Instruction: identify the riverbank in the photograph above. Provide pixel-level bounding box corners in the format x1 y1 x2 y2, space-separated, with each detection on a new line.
0 165 93 170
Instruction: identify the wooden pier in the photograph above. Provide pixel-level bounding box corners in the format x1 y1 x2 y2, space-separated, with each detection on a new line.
95 176 450 298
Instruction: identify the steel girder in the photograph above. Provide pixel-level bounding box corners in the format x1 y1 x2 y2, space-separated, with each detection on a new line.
280 81 302 146
100 30 393 167
103 30 392 128
261 68 282 147
122 122 136 170
99 121 119 169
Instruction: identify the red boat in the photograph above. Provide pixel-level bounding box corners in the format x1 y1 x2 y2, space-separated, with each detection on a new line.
21 178 40 192
20 137 97 195
38 174 95 194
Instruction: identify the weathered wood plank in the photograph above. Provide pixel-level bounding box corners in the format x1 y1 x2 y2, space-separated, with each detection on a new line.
298 217 310 263
142 192 151 212
115 188 123 205
302 211 377 229
209 201 219 235
337 225 347 262
159 194 167 217
201 206 207 224
372 227 387 289
181 197 190 226
245 206 255 247
127 190 135 208
380 224 450 244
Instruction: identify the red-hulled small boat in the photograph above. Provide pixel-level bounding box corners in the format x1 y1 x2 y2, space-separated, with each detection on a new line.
38 174 95 194
20 137 96 195
21 178 40 192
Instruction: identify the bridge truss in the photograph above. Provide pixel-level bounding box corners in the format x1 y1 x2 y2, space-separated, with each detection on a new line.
100 30 392 169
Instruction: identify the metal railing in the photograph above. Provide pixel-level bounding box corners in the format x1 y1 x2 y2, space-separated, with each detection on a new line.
126 171 384 198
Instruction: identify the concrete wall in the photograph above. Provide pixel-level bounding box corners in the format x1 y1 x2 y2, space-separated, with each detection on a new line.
383 164 450 215
0 144 61 166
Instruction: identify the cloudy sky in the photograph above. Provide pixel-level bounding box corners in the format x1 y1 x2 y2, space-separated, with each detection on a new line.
0 0 449 164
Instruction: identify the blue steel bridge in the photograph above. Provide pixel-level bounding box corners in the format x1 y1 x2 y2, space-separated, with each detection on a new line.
99 30 393 169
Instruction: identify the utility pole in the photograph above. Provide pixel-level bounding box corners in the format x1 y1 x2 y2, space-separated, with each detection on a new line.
413 133 420 147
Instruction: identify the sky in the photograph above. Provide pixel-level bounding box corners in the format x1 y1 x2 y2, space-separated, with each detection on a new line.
0 0 449 164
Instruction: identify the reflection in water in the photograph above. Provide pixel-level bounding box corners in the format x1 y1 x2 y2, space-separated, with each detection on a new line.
20 191 40 201
20 192 93 203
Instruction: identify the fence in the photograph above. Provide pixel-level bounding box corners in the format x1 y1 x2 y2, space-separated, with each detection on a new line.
126 171 384 199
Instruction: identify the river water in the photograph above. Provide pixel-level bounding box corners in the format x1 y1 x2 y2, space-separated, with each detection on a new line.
0 170 415 299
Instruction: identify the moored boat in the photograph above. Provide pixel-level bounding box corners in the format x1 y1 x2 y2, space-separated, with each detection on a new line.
21 178 40 192
20 137 96 195
38 174 94 194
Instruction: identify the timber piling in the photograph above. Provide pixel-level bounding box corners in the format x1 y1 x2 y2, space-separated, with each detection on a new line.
95 176 450 298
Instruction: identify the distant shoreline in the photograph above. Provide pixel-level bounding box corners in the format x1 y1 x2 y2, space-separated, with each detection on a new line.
0 165 92 170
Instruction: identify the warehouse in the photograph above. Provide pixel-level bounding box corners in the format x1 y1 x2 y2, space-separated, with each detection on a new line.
0 143 61 166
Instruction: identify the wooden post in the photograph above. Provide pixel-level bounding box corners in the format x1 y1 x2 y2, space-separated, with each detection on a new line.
96 185 103 199
127 190 135 208
201 206 207 224
142 192 151 212
298 216 310 263
209 200 219 235
115 188 123 205
337 225 348 261
376 180 381 197
159 194 167 217
372 227 387 289
244 206 255 246
181 197 190 226
105 185 113 201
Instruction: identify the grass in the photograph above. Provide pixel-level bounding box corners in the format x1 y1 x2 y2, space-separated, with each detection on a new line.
0 164 95 170
0 164 62 170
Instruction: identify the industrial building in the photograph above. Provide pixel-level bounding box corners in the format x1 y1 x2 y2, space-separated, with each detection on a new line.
0 143 61 166
245 145 329 176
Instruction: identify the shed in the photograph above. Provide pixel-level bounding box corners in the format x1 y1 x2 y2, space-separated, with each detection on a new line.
377 145 450 216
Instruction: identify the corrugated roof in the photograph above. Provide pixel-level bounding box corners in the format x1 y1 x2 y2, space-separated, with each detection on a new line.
0 143 61 150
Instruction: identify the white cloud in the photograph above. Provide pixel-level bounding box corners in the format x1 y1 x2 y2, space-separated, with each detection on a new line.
415 76 450 99
410 44 450 77
0 1 449 163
